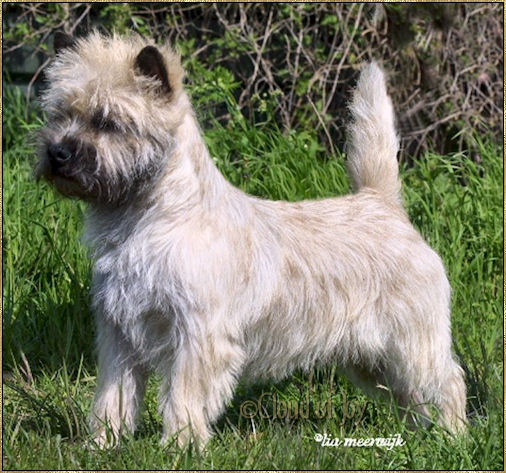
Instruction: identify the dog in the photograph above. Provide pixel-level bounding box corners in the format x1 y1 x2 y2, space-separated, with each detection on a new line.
36 32 466 447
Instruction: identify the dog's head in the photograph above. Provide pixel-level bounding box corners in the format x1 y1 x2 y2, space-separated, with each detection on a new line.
36 32 188 205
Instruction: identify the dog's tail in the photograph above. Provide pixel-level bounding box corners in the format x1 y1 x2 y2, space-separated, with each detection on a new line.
346 62 401 205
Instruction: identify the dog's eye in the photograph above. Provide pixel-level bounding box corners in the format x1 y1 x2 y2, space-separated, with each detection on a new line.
100 120 120 132
91 111 120 132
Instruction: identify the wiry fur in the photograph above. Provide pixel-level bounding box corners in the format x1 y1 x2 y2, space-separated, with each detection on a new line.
36 33 466 447
347 62 401 204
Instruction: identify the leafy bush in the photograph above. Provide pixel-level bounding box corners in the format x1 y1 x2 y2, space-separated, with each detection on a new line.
3 2 503 159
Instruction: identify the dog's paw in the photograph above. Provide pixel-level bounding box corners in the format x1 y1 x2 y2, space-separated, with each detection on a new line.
87 428 120 450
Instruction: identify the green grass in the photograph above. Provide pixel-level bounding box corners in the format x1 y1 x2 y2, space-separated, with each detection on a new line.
2 85 503 470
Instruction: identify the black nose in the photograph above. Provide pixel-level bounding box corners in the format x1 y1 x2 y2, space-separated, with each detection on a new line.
48 143 72 166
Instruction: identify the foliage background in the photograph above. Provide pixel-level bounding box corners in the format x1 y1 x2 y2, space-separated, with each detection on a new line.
3 2 503 159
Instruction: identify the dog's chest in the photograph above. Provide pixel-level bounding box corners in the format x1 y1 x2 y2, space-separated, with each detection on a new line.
91 246 187 365
91 241 181 325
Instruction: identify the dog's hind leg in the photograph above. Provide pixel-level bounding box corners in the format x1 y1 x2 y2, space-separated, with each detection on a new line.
381 341 467 434
432 357 467 433
342 362 427 426
343 324 466 433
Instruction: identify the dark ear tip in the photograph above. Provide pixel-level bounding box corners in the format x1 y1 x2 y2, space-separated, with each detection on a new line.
135 46 164 73
135 45 171 94
138 45 160 57
54 31 76 54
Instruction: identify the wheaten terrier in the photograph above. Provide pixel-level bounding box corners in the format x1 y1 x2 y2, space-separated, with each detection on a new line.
36 32 466 447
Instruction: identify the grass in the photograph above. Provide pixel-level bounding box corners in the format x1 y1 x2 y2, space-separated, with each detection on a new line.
2 84 503 470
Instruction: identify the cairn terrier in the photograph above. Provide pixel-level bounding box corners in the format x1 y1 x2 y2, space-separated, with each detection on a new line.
36 32 466 447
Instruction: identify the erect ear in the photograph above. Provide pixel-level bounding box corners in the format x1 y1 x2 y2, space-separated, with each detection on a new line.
134 45 171 94
54 31 76 54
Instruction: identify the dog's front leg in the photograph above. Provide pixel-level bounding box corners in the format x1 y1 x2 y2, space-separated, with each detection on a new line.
159 327 244 448
89 316 148 448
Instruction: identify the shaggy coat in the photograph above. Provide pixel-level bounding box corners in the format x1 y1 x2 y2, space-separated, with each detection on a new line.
36 33 466 446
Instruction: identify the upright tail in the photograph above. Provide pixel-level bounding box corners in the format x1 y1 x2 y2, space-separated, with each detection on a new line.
346 62 401 205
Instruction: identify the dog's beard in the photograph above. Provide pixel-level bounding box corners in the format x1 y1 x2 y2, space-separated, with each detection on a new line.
37 132 171 206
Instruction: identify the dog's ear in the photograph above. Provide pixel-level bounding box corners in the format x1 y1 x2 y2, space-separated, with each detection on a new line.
54 32 76 54
134 46 171 95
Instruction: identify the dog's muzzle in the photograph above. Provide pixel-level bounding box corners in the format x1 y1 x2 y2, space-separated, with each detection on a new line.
47 143 73 171
45 138 97 178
